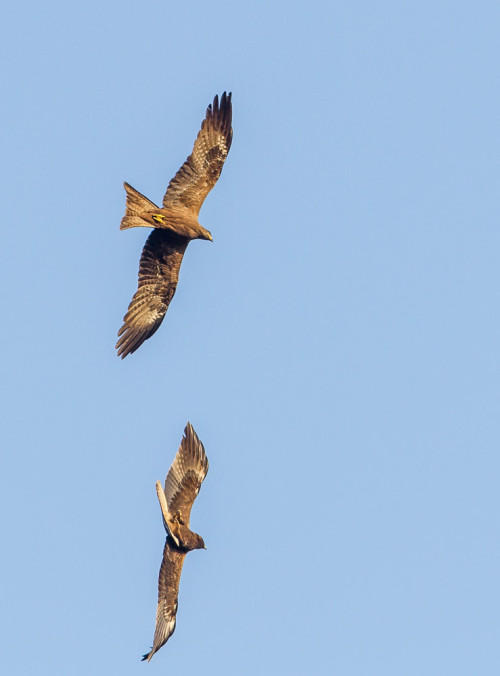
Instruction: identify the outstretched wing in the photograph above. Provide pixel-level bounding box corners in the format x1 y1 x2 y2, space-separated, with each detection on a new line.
116 229 188 358
163 423 209 527
162 92 232 216
142 540 185 662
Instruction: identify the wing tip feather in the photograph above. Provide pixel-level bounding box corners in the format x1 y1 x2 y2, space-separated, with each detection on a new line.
207 91 232 128
180 422 209 476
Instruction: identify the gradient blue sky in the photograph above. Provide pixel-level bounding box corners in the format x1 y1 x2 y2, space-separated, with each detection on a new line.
1 1 499 674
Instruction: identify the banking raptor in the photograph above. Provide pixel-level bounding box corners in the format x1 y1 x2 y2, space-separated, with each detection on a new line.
142 422 209 662
117 92 232 358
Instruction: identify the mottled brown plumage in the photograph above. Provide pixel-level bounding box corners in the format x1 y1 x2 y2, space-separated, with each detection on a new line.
142 423 209 662
116 92 232 358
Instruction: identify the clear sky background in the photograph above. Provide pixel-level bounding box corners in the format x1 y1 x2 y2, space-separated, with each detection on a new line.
1 1 499 674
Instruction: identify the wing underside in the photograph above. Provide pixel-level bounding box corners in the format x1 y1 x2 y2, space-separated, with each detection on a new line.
163 423 209 527
142 539 185 662
116 230 188 358
162 92 232 216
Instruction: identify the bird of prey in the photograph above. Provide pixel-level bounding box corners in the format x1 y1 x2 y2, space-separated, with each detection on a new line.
116 92 232 358
142 422 209 662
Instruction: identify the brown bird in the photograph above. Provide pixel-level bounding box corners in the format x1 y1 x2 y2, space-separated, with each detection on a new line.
142 422 209 662
116 92 233 358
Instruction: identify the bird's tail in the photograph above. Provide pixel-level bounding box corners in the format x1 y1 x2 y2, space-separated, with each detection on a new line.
120 182 159 230
155 481 182 547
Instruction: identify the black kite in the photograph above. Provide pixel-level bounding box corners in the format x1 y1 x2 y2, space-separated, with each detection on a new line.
117 92 232 358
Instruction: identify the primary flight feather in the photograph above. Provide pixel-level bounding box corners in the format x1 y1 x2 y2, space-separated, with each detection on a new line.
142 422 209 662
117 92 232 358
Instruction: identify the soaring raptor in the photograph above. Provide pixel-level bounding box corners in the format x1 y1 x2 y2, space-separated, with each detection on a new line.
142 422 209 662
116 92 232 358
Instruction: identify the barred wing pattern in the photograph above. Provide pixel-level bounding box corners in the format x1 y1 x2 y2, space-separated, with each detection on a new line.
162 92 233 216
163 422 209 527
142 424 209 662
116 230 188 358
142 540 185 662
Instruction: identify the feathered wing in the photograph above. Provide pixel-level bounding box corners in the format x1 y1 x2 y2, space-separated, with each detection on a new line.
116 229 189 358
142 424 209 662
163 423 209 527
162 92 232 216
142 540 186 662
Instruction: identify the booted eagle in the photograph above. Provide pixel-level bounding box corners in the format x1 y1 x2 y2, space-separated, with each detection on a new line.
142 422 209 662
116 92 232 358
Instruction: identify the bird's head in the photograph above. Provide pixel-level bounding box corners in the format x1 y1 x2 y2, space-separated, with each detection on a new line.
198 226 213 242
193 533 207 550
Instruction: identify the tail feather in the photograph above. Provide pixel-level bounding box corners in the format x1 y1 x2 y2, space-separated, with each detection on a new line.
121 182 158 230
120 215 150 230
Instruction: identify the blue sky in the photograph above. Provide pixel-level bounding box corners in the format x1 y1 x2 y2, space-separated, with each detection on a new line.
1 1 499 674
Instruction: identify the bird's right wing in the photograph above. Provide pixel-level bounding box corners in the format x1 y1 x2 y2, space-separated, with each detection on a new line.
142 539 185 662
163 423 209 527
116 229 188 358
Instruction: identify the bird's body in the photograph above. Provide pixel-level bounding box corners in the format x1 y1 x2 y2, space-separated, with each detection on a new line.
120 183 213 240
142 423 209 662
116 92 232 358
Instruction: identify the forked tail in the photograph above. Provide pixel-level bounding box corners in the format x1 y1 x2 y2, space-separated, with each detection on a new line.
120 182 159 230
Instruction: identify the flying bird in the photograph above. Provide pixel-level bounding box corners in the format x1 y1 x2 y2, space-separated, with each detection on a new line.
116 92 233 358
142 422 209 662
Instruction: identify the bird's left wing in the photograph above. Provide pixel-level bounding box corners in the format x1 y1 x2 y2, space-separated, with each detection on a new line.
162 92 232 216
116 229 188 358
142 539 185 662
